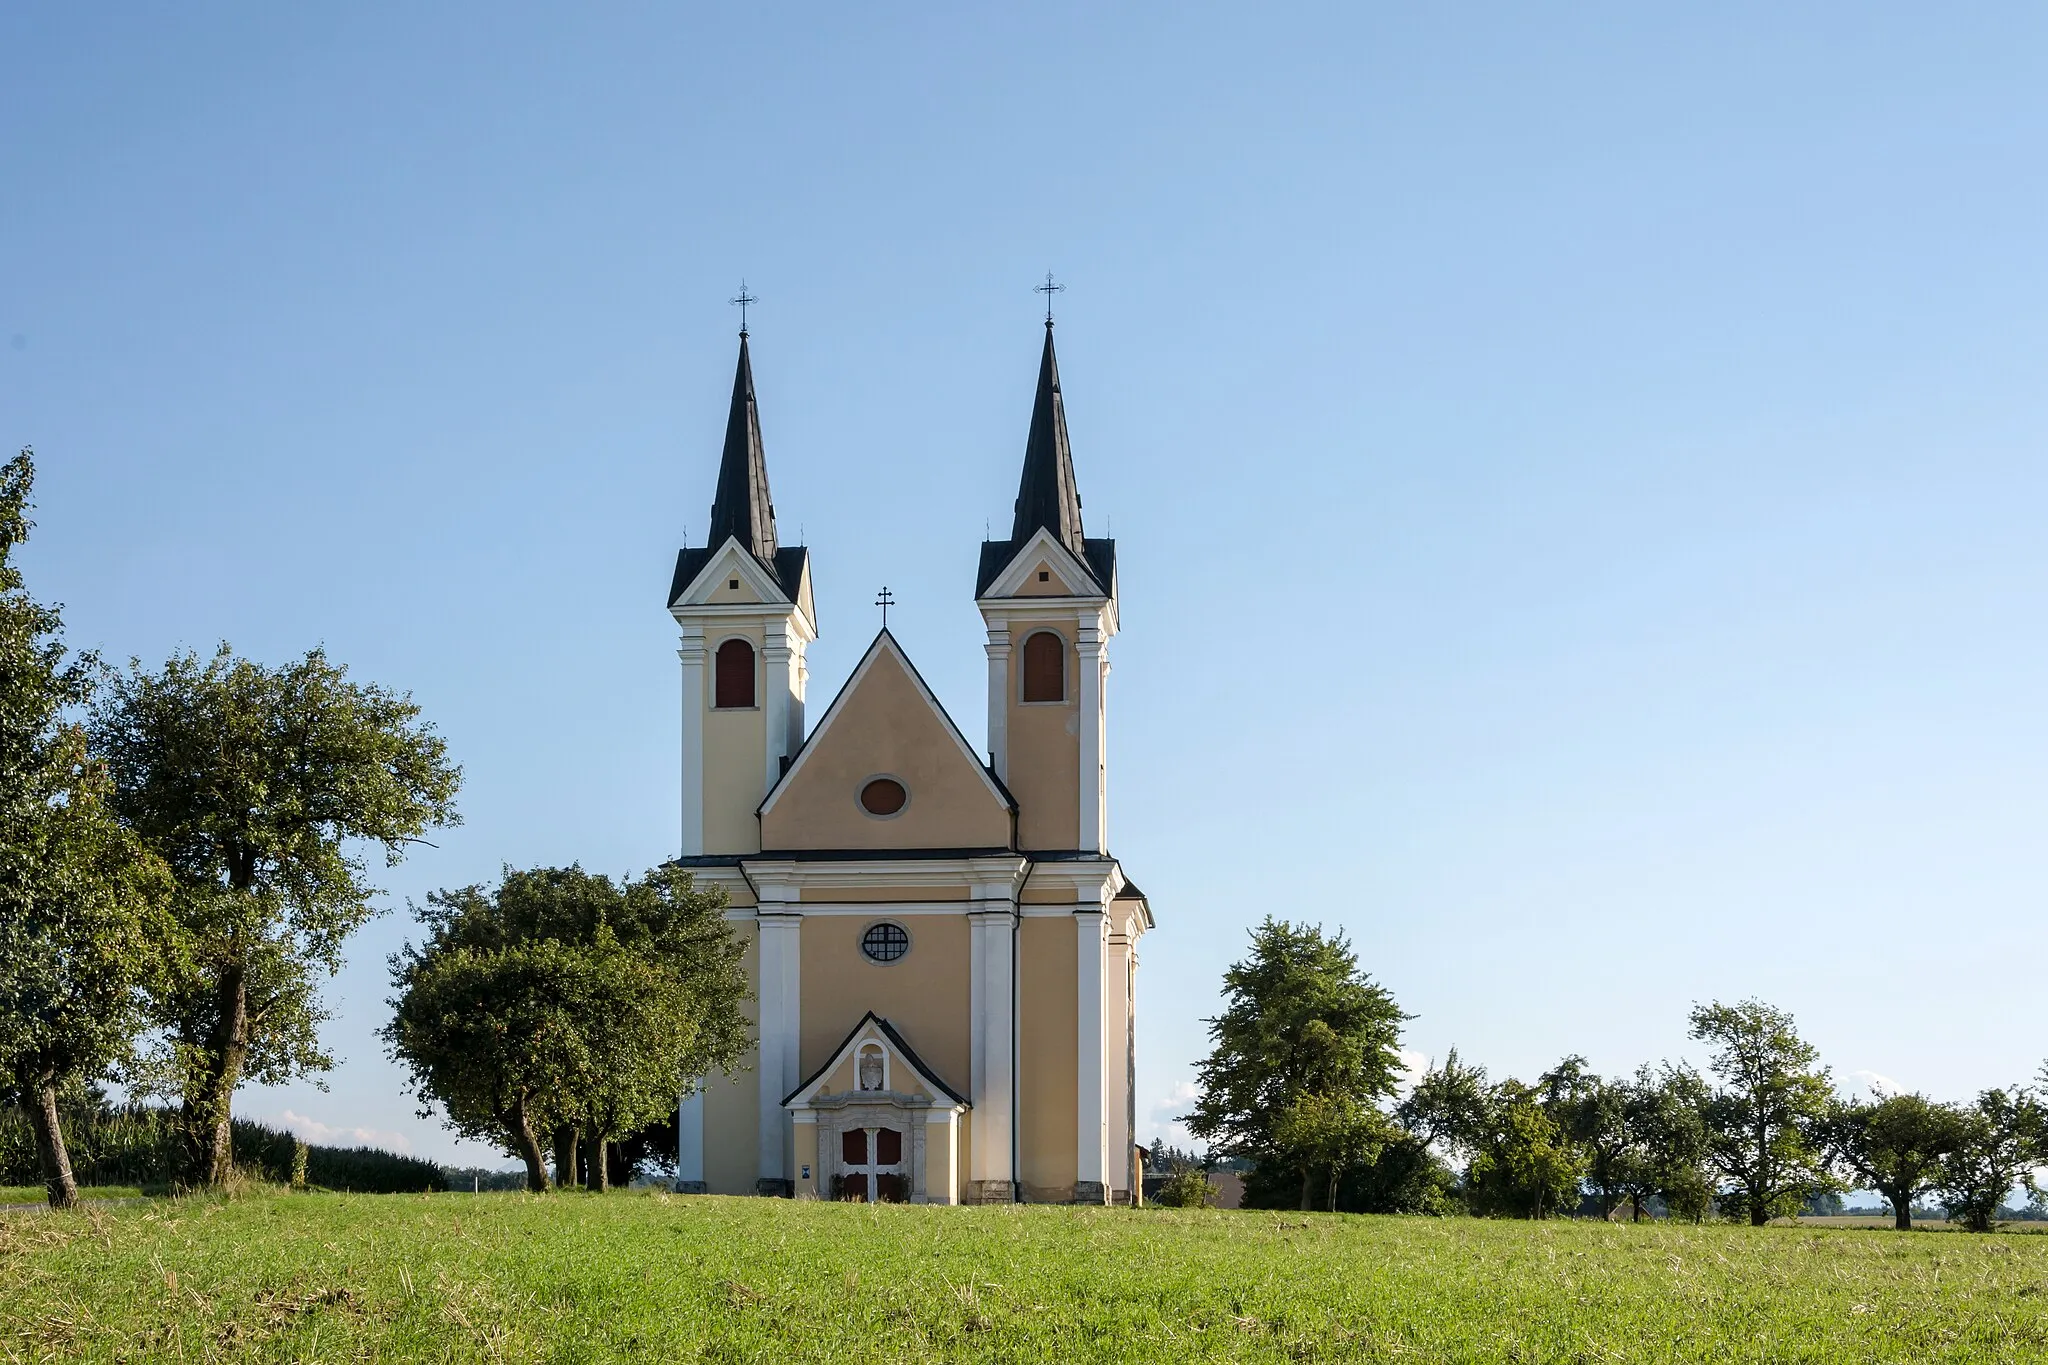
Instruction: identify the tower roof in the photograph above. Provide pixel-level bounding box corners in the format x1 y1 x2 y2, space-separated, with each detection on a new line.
706 333 778 564
1010 323 1085 555
976 322 1114 598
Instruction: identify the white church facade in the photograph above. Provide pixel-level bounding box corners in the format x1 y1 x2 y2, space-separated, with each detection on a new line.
666 316 1152 1204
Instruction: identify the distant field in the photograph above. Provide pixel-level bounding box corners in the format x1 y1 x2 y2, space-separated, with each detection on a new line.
5 1191 2048 1362
1799 1214 2048 1233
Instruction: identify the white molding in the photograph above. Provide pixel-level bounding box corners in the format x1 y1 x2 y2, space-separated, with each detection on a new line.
1076 910 1108 1187
1106 932 1134 1200
740 854 1028 892
978 527 1105 602
759 631 1011 819
757 915 802 1185
1077 620 1105 853
677 1087 705 1185
969 907 1017 1190
984 626 1011 781
671 537 790 614
678 628 706 857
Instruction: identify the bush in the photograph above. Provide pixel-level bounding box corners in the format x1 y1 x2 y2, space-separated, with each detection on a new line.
1154 1168 1214 1208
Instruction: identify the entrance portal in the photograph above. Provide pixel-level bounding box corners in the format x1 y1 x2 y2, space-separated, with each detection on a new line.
834 1126 907 1202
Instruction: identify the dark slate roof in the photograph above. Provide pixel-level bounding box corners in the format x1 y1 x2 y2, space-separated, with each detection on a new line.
708 333 777 561
783 1011 971 1108
1011 322 1086 556
974 535 1115 599
667 544 808 608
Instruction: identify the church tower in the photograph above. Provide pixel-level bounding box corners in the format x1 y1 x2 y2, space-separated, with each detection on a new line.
975 318 1118 853
668 331 817 857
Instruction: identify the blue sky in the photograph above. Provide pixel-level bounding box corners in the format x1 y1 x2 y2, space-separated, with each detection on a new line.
4 3 2045 1164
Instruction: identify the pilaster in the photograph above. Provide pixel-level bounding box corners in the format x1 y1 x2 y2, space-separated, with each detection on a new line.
756 913 801 1195
984 625 1012 780
967 907 1017 1203
1075 909 1108 1203
675 1087 707 1193
1076 619 1105 853
1106 926 1135 1202
678 627 706 856
763 624 794 792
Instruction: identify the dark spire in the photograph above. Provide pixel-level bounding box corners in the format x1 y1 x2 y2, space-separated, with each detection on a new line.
1009 321 1084 555
705 332 778 564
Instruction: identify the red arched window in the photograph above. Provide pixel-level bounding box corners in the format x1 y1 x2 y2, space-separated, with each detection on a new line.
714 639 755 709
1020 631 1065 703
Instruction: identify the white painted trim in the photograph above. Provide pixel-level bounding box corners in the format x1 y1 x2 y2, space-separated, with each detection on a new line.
1105 933 1134 1200
678 629 706 857
983 626 1011 782
1077 621 1104 853
783 1015 969 1111
758 631 1011 818
671 536 790 612
677 1087 705 1185
757 915 801 1185
1076 911 1107 1188
979 527 1105 602
762 622 794 792
969 908 1017 1189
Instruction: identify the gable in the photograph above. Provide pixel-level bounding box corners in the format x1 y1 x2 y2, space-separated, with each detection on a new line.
760 633 1013 851
672 537 787 609
1015 558 1078 596
785 1012 969 1109
978 526 1104 601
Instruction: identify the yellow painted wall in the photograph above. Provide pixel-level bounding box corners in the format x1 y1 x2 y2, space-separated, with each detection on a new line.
703 625 766 855
799 914 972 1103
799 885 970 904
1015 560 1076 596
703 920 760 1194
1018 914 1078 1198
1008 628 1080 850
762 648 1010 850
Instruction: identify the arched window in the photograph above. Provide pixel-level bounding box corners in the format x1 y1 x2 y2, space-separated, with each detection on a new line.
1021 630 1065 703
714 639 755 709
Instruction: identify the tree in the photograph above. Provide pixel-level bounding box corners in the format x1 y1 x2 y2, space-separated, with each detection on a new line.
1934 1087 2045 1233
1538 1056 1627 1216
1618 1063 1714 1223
384 864 749 1190
1824 1092 1968 1230
91 646 461 1186
1398 1048 1491 1155
1186 919 1409 1211
1689 999 1835 1225
0 449 168 1208
1462 1080 1586 1219
1271 1091 1391 1212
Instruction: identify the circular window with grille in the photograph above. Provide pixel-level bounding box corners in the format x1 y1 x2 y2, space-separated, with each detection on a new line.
859 776 908 817
861 922 910 964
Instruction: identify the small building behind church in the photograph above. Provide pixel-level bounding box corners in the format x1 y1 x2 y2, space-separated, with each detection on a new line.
666 314 1152 1205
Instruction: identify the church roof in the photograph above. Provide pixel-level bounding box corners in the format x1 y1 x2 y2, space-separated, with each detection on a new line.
976 323 1114 596
667 332 808 607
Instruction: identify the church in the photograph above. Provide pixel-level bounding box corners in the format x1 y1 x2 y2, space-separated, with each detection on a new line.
665 310 1153 1205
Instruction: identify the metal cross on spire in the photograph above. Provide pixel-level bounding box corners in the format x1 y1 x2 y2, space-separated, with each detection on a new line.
729 281 758 336
874 586 895 628
1036 271 1064 326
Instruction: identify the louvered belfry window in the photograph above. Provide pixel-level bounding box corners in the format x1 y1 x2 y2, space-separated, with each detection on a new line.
714 639 755 709
1021 630 1065 703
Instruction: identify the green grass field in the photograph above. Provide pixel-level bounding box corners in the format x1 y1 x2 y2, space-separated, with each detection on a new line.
5 1191 2047 1362
0 1185 145 1205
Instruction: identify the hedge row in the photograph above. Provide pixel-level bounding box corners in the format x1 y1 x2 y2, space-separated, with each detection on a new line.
0 1104 446 1193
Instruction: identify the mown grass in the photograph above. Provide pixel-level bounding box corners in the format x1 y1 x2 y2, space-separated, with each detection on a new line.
4 1191 2047 1362
0 1185 144 1205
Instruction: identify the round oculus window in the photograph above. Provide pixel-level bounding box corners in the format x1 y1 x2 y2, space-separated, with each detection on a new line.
861 922 910 963
859 777 907 816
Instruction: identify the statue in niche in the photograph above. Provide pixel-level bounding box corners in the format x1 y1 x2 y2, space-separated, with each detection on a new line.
857 1048 885 1092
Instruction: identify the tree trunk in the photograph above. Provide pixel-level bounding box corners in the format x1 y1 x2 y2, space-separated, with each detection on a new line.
1325 1167 1339 1213
1888 1191 1912 1231
25 1076 79 1210
502 1098 549 1193
1299 1166 1314 1212
1748 1194 1769 1227
591 1135 609 1193
184 962 250 1187
553 1126 577 1189
1631 1194 1644 1223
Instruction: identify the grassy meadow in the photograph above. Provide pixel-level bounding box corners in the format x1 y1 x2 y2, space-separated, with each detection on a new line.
5 1191 2047 1363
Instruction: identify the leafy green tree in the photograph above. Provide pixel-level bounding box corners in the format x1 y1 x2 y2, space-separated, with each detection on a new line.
1152 1167 1214 1209
1398 1048 1491 1155
1272 1091 1391 1212
91 646 461 1186
1618 1063 1714 1222
1187 918 1409 1211
1934 1087 2045 1233
1465 1081 1585 1219
1689 999 1836 1225
1824 1092 1968 1230
385 865 749 1191
0 449 170 1208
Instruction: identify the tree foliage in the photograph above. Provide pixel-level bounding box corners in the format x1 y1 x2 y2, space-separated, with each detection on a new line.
1824 1091 1968 1230
1689 999 1835 1225
0 449 168 1208
1934 1087 2045 1233
1186 918 1408 1210
384 865 750 1192
91 645 461 1185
